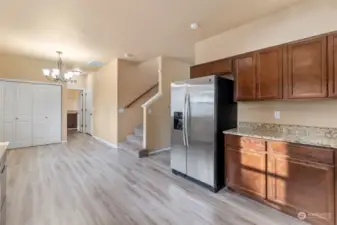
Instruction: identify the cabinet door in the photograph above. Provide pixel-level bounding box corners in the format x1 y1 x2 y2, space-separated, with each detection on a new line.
2 82 16 148
287 36 327 98
226 147 266 200
256 46 283 99
328 33 337 97
235 53 256 101
190 65 208 79
267 156 334 225
211 59 232 75
15 83 33 148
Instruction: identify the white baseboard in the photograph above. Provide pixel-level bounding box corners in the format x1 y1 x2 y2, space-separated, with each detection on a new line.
93 136 118 148
148 147 171 155
61 140 68 143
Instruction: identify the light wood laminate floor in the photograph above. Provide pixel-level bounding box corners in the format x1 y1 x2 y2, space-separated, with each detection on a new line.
6 133 308 225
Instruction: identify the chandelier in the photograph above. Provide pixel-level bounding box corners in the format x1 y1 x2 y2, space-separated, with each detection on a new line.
42 51 83 83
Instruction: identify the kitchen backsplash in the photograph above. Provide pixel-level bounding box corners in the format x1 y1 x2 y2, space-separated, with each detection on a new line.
238 100 337 129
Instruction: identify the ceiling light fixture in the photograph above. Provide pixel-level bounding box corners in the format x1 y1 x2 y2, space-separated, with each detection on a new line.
190 23 199 30
42 51 84 83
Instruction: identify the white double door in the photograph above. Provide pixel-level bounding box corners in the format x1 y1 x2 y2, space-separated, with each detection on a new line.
0 81 61 149
2 82 33 149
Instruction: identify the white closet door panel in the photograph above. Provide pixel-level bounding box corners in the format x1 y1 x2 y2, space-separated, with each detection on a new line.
15 83 33 148
33 85 49 145
3 123 14 145
3 82 16 148
3 82 16 122
46 85 61 143
33 84 61 145
0 82 3 142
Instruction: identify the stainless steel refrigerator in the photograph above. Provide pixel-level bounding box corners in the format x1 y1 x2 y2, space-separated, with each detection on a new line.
170 75 237 192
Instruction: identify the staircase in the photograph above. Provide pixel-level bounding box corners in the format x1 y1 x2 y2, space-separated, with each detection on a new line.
118 125 148 158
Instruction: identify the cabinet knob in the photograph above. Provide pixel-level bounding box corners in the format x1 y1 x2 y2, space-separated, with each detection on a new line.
16 118 18 120
45 117 48 119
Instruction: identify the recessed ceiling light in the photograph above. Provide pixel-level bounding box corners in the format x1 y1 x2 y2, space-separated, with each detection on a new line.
124 53 134 58
190 23 199 30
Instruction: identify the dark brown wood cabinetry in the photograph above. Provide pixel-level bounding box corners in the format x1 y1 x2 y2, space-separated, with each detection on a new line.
192 31 337 101
234 46 284 101
256 46 284 99
226 137 266 200
210 59 232 75
225 134 336 225
267 142 334 225
235 53 256 100
190 59 232 79
286 36 328 99
329 33 337 97
190 65 208 79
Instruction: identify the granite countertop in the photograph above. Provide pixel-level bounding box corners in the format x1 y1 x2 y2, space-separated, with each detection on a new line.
223 127 337 149
0 142 9 159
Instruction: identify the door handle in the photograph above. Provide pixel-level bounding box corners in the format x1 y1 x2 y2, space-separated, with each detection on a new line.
185 93 190 147
182 94 187 146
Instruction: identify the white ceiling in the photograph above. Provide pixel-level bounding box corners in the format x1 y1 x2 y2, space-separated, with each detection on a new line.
0 0 303 67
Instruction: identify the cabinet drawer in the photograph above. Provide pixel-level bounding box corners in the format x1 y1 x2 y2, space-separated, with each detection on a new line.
226 135 266 151
268 141 334 165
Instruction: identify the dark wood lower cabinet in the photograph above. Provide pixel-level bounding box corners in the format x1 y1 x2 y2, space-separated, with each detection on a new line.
226 147 266 200
225 134 336 225
267 155 334 225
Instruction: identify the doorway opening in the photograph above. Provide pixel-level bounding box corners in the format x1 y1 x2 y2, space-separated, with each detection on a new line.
66 89 84 133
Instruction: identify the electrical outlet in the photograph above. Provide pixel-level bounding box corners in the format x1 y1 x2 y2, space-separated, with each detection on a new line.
274 111 281 120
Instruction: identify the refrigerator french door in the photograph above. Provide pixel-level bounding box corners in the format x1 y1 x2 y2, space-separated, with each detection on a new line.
171 76 216 187
171 81 187 174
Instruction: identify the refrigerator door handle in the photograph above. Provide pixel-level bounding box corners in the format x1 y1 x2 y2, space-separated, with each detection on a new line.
185 93 190 147
182 93 187 146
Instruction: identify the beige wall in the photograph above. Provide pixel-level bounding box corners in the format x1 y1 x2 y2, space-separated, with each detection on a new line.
67 89 81 111
0 54 86 141
92 59 118 144
117 58 159 142
145 57 190 150
195 0 337 128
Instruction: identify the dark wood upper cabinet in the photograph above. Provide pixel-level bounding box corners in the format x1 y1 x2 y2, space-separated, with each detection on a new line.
235 53 256 100
211 59 232 75
286 36 328 99
190 59 232 79
190 65 208 79
328 33 337 97
256 46 284 100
